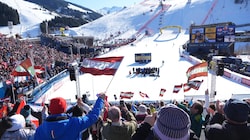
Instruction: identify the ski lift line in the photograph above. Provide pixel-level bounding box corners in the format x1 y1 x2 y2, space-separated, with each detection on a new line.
201 0 219 25
135 4 171 37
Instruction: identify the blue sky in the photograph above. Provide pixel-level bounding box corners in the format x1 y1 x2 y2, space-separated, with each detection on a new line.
66 0 142 10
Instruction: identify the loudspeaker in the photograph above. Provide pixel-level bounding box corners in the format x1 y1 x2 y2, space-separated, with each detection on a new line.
69 68 76 81
216 63 224 76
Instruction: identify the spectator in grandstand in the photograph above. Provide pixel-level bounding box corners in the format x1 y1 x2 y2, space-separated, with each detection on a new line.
66 99 92 140
188 101 204 138
90 116 103 140
34 93 105 140
205 98 250 140
0 114 36 140
135 104 148 124
0 116 12 138
131 104 199 140
101 104 137 140
174 100 204 138
20 105 37 129
205 100 225 126
204 103 216 126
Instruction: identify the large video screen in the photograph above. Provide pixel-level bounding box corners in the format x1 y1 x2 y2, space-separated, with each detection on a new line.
190 24 235 43
216 25 235 42
135 53 151 63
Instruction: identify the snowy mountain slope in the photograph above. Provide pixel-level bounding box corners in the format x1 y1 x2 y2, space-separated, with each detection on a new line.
72 0 250 39
0 0 58 37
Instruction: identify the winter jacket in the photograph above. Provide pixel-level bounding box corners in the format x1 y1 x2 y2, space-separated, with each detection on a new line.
102 111 137 140
34 97 104 140
205 121 250 140
131 122 199 140
0 128 35 140
0 114 35 140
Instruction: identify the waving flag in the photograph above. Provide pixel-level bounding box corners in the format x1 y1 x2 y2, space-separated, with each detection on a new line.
11 65 44 77
19 58 36 77
159 88 166 97
186 62 208 81
183 80 204 92
120 92 134 99
173 84 182 93
139 91 149 98
80 56 124 75
188 80 204 90
183 83 191 92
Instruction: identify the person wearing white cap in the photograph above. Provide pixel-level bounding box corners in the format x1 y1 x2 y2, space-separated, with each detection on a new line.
0 114 35 140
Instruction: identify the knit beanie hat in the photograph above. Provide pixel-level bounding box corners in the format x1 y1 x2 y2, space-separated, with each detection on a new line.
49 97 67 115
223 98 250 123
153 104 191 140
7 114 26 131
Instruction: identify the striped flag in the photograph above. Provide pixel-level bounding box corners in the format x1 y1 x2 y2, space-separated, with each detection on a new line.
80 56 124 75
173 84 182 93
139 91 149 98
120 92 134 99
183 83 191 92
159 88 166 97
186 62 208 81
188 80 204 90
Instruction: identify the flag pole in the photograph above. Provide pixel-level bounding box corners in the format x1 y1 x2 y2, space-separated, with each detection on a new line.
92 75 95 99
105 73 116 93
105 57 124 93
11 83 16 104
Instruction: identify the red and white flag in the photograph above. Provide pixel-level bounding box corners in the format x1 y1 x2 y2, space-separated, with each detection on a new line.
183 83 191 92
173 84 182 93
159 88 166 97
80 56 124 75
139 91 149 98
20 58 36 77
186 62 208 81
188 80 204 90
120 92 134 99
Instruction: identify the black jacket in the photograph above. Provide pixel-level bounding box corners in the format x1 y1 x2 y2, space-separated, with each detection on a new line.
131 122 199 140
205 121 250 140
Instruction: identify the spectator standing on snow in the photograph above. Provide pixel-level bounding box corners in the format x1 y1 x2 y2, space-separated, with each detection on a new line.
205 98 250 140
34 93 105 140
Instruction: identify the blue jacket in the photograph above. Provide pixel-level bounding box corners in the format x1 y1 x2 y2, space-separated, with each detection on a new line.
34 97 104 140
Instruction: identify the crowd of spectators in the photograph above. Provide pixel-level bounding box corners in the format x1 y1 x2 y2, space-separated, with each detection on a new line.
0 35 78 100
0 90 249 140
0 35 76 81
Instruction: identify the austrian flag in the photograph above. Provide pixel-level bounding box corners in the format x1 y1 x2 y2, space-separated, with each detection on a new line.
80 56 124 75
120 92 134 99
186 62 208 81
159 88 166 97
139 91 149 98
173 84 182 93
